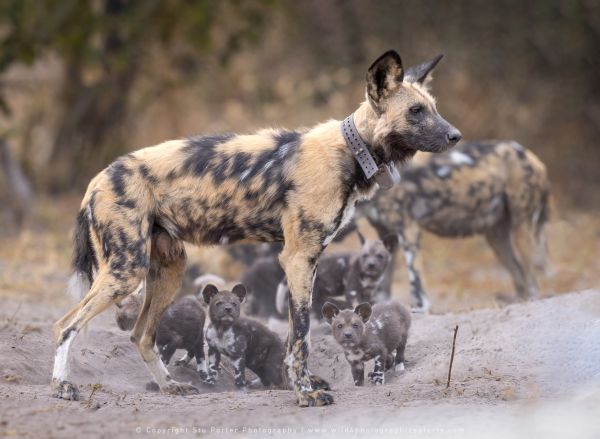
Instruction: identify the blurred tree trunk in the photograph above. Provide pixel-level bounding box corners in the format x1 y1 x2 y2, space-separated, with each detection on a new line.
0 138 33 228
47 0 138 191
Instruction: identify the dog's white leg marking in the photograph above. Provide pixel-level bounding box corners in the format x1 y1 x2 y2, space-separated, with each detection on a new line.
395 362 405 372
52 330 77 383
145 349 172 388
275 281 289 316
196 357 207 374
178 352 192 365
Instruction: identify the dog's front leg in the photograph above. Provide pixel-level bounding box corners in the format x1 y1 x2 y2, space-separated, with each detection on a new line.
400 221 430 312
206 343 220 384
369 355 385 385
280 248 333 407
351 362 365 386
231 354 247 388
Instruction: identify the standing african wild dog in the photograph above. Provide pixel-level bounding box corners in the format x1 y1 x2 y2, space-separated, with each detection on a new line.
361 141 550 311
51 50 460 406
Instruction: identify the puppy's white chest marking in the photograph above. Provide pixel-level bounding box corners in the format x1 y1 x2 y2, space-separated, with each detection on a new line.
345 349 365 363
208 327 237 355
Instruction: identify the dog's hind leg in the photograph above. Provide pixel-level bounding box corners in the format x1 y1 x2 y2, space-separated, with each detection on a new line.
512 221 539 299
130 234 198 395
485 217 529 300
52 267 147 400
394 336 407 372
399 221 430 312
280 240 333 407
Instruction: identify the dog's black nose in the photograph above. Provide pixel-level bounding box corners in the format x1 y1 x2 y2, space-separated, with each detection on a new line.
224 306 232 313
446 129 462 144
344 333 353 339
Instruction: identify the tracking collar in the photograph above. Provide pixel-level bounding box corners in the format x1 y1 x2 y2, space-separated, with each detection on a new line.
341 114 400 190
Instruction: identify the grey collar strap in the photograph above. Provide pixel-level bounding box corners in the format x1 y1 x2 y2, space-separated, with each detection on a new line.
341 114 400 190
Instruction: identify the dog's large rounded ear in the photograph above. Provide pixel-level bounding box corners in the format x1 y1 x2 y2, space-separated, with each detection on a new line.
202 284 219 304
232 283 247 302
405 54 444 87
354 302 372 323
382 234 399 253
322 302 340 324
366 50 404 109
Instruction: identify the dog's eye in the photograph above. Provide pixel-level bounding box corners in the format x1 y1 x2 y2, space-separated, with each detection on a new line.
409 105 423 114
337 324 343 329
352 323 359 329
216 301 223 306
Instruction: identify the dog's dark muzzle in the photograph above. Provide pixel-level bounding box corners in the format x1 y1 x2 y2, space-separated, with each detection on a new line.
446 127 462 146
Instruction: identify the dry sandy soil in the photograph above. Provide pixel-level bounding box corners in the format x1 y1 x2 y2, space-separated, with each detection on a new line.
1 289 599 438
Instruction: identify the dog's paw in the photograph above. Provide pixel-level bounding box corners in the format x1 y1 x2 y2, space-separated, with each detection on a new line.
161 382 199 396
145 380 160 392
297 389 334 407
367 372 385 385
308 374 331 391
234 378 247 388
394 362 405 373
203 376 216 385
52 380 80 401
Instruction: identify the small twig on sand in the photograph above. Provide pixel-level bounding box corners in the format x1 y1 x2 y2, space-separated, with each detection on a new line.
446 325 459 389
220 364 235 378
86 383 102 408
1 303 22 330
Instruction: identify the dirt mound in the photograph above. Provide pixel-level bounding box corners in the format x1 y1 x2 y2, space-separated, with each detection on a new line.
1 290 599 438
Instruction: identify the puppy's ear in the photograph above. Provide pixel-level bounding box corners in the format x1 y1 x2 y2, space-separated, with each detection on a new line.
354 302 372 323
382 234 399 253
366 50 404 109
202 284 219 305
232 283 247 302
322 302 340 324
357 230 366 246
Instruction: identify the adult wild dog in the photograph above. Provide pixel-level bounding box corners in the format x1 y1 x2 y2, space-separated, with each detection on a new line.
362 141 550 311
52 50 460 406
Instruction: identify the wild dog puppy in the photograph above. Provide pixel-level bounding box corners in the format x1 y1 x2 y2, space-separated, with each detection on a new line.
52 50 459 406
114 292 208 378
154 296 207 377
202 283 287 388
322 301 410 386
241 256 285 319
276 233 397 319
361 141 550 311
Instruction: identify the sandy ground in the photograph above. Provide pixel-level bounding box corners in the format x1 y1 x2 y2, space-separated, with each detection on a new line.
1 290 599 438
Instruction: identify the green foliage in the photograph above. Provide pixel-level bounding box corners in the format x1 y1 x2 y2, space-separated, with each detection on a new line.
0 0 276 115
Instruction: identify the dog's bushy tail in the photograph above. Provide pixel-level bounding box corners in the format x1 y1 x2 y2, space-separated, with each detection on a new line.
68 208 96 300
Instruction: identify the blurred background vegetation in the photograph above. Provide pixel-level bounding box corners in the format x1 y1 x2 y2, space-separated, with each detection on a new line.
0 0 598 309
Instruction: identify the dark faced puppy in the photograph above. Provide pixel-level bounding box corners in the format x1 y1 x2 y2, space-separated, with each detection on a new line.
241 256 285 319
345 232 397 306
276 233 396 319
115 293 208 380
203 283 286 389
155 295 207 378
323 301 410 386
